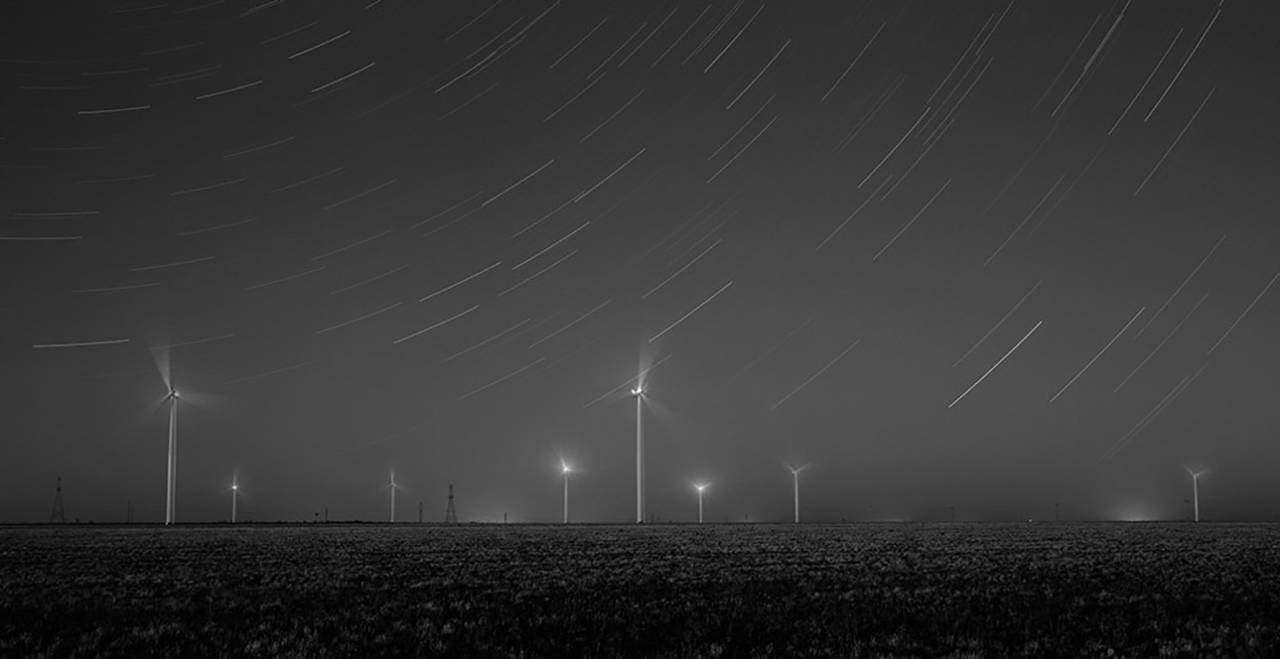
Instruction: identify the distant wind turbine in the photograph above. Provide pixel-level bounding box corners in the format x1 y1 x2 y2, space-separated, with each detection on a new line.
786 463 811 524
631 383 646 524
694 482 709 524
230 477 239 524
388 470 399 523
1186 467 1208 522
162 387 180 525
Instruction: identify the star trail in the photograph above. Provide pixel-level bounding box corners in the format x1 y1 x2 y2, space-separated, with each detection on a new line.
2 0 1278 524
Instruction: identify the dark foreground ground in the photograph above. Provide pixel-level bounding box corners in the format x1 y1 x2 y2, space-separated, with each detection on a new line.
3 523 1280 657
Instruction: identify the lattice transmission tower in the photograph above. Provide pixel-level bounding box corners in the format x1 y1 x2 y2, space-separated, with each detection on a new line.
444 484 457 523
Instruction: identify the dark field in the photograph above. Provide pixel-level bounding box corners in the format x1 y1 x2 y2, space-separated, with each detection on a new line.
3 524 1280 657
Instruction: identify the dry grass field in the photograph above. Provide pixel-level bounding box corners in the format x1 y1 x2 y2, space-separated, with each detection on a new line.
3 523 1279 656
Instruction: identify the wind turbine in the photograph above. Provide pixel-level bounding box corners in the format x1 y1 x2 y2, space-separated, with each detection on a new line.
694 482 709 524
388 470 398 523
1186 467 1208 522
584 350 667 523
560 459 573 524
631 384 646 523
230 478 239 524
163 387 180 525
786 463 811 524
147 332 222 526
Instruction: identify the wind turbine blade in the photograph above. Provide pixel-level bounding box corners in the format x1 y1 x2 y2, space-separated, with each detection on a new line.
637 395 689 432
172 390 229 415
152 347 171 391
582 354 672 408
148 346 170 392
637 345 660 389
141 320 171 390
125 394 171 435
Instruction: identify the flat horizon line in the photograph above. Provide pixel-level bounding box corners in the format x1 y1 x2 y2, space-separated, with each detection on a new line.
3 519 1272 528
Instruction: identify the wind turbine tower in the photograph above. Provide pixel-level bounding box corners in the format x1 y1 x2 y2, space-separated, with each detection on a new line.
561 460 572 524
1187 468 1207 522
389 470 397 523
164 388 180 525
787 464 809 524
694 483 708 524
631 384 646 523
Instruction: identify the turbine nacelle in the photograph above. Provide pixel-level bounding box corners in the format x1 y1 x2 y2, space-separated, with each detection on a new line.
694 483 709 493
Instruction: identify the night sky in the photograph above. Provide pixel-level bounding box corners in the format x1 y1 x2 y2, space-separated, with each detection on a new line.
3 0 1278 524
